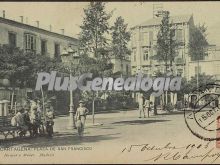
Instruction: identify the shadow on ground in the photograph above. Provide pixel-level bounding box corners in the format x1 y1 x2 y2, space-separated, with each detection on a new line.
0 132 120 148
111 119 170 125
157 111 184 116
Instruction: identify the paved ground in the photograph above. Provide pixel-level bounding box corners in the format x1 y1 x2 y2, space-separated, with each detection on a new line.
1 109 220 164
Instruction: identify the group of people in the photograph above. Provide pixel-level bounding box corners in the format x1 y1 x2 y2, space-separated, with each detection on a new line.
10 99 90 138
11 99 54 137
138 94 153 118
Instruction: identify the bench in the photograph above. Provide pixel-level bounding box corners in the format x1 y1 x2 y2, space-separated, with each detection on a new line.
0 116 19 139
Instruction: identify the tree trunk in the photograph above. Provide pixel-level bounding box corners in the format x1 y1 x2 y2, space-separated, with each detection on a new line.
40 86 46 121
92 91 95 125
92 99 95 125
165 54 168 109
197 59 199 106
154 96 158 115
197 59 199 89
10 90 14 112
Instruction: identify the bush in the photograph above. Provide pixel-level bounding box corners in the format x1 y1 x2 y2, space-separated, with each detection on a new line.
165 103 174 112
176 101 183 110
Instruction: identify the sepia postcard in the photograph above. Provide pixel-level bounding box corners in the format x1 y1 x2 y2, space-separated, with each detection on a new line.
0 1 220 164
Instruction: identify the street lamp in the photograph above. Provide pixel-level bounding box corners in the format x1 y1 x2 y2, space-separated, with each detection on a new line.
61 46 80 129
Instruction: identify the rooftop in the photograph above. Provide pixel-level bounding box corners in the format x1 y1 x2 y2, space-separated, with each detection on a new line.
132 14 193 29
0 17 78 43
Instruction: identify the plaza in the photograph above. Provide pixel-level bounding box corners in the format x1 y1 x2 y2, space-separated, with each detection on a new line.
1 108 219 164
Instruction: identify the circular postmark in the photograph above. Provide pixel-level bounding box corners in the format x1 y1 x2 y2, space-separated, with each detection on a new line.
184 83 220 141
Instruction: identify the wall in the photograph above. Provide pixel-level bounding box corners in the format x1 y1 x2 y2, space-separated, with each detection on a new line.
188 59 220 80
110 58 131 75
130 19 192 77
0 18 78 58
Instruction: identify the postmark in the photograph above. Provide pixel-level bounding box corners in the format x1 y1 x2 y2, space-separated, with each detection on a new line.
184 83 220 141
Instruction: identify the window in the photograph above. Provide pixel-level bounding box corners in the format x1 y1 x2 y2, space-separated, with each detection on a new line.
54 43 61 61
143 47 149 61
133 49 136 62
8 32 16 48
175 29 183 42
24 33 36 52
41 40 47 55
132 33 136 43
142 32 149 45
177 68 183 76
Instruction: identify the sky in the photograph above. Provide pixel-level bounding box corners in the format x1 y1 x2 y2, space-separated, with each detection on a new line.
0 2 220 45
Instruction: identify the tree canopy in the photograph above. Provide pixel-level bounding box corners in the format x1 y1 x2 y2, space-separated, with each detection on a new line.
189 24 209 61
180 73 216 94
79 2 113 76
153 11 179 70
0 45 62 88
111 16 131 61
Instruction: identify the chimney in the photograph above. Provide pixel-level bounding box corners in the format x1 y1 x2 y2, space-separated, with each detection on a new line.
20 16 24 23
60 29 64 35
49 25 52 32
2 10 5 18
36 21 39 28
26 17 28 24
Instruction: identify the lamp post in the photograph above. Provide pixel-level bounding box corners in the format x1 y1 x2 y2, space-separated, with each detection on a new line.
61 47 80 129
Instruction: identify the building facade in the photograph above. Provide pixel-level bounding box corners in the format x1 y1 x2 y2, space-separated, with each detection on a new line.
188 45 220 80
0 13 79 109
0 15 78 59
110 57 131 76
130 14 194 80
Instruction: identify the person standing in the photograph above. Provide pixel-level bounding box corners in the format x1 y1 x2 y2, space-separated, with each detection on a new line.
46 100 55 118
36 100 42 114
75 100 89 137
30 105 41 137
138 94 145 118
144 99 150 117
45 106 54 137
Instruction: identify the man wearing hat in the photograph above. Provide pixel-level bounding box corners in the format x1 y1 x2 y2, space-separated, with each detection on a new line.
75 100 89 137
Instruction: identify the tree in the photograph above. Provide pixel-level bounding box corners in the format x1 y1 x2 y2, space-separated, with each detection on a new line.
0 45 63 88
153 11 179 71
111 16 131 73
186 73 215 93
0 44 64 112
189 24 209 90
189 24 208 61
152 11 180 110
0 45 35 88
79 2 114 124
79 2 113 75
